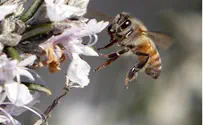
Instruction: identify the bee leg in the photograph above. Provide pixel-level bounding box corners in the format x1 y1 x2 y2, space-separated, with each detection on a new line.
94 49 129 71
125 52 149 88
93 57 119 72
125 67 138 89
97 40 117 50
135 52 150 68
100 48 129 59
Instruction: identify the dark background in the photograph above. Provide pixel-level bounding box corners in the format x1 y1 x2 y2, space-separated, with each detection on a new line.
20 0 202 124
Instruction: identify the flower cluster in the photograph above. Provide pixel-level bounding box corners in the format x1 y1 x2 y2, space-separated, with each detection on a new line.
40 19 108 87
0 0 108 124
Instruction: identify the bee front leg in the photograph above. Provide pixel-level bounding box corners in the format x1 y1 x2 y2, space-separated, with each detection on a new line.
93 57 119 72
94 49 129 71
125 52 149 88
97 39 118 50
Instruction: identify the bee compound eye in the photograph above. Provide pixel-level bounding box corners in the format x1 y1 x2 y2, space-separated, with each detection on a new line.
125 21 130 25
121 20 131 29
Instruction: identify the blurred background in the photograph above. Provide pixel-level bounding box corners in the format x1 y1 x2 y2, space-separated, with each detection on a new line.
19 0 202 124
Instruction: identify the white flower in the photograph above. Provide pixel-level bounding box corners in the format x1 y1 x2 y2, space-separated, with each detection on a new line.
0 54 37 106
45 0 89 21
63 39 98 58
0 4 17 21
68 0 89 9
61 19 109 40
4 93 40 116
4 81 33 106
0 54 36 83
0 42 4 53
0 86 6 103
66 53 90 88
54 19 108 58
47 19 109 52
0 94 43 125
75 19 109 37
43 19 108 87
0 115 21 125
0 54 17 81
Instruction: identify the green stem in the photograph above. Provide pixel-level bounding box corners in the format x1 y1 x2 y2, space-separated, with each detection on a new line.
21 23 53 41
20 0 44 22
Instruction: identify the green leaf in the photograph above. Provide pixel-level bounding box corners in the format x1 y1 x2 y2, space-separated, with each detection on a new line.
21 23 53 41
7 47 21 61
22 82 52 95
20 0 45 22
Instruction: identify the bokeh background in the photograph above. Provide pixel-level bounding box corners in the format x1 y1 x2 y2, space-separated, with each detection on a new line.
19 0 202 124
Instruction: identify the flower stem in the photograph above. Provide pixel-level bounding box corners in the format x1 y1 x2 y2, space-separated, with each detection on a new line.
20 0 44 22
34 86 70 125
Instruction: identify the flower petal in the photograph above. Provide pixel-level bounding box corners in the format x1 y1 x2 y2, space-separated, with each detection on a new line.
0 90 7 103
80 46 98 56
0 55 17 81
68 0 89 9
67 53 90 87
0 5 17 21
18 55 36 67
45 2 85 21
86 19 109 34
5 93 40 116
73 19 109 38
5 82 33 106
0 115 21 125
63 38 98 56
0 86 2 93
17 68 34 81
69 41 84 54
45 0 54 4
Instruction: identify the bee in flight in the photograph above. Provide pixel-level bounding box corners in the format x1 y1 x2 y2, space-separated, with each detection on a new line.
94 12 173 88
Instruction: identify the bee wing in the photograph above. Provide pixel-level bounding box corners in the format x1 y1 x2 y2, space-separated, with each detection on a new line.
85 8 113 22
141 31 174 50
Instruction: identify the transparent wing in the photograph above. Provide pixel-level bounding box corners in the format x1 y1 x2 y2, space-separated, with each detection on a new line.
141 31 174 50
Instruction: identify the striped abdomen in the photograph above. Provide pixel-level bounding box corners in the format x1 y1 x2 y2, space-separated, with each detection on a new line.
134 40 162 79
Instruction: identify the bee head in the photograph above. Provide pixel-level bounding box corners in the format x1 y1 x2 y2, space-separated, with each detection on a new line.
108 12 134 39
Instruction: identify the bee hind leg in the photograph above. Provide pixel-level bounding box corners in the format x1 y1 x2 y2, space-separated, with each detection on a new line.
125 52 149 88
125 68 139 89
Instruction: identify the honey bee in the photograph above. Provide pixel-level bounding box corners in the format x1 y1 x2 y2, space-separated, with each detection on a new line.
94 12 173 88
